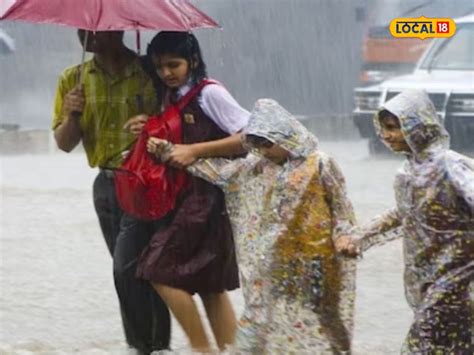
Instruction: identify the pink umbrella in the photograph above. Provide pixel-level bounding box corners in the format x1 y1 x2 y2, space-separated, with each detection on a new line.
0 0 219 31
1 0 219 102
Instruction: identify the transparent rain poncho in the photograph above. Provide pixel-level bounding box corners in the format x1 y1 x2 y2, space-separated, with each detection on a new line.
359 90 474 354
184 99 357 354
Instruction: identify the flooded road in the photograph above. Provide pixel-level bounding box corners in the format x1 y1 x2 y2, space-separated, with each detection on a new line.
2 139 462 354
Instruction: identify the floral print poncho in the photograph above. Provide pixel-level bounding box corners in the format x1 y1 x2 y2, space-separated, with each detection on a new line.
359 90 474 354
187 99 357 354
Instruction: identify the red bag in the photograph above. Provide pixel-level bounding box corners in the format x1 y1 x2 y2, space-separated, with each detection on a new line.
115 80 216 220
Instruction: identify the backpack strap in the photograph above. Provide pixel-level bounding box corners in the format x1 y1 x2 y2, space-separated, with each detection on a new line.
155 80 220 142
176 79 220 111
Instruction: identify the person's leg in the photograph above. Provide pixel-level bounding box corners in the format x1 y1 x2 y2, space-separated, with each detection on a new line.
114 214 171 353
93 171 138 347
153 283 211 352
93 171 122 256
93 172 171 353
200 291 237 351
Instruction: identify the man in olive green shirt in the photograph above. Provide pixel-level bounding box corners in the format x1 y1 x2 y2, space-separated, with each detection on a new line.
53 30 170 354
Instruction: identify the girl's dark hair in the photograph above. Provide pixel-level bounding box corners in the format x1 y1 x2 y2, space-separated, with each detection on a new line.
144 31 207 103
378 109 400 127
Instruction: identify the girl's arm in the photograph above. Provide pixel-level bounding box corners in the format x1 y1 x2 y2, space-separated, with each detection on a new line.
187 155 260 188
321 154 401 252
148 137 257 188
167 84 250 168
320 154 402 253
168 133 245 168
449 158 474 213
319 155 357 243
357 209 402 252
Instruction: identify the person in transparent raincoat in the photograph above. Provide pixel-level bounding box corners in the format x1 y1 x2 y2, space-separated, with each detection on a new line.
358 90 474 354
148 99 358 354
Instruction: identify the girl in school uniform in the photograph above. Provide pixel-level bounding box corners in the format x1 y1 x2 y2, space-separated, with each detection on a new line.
132 31 250 352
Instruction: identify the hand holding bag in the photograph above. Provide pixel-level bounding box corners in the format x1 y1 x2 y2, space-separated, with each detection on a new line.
115 80 216 220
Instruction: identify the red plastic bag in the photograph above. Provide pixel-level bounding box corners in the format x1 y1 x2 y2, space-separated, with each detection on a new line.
115 80 216 220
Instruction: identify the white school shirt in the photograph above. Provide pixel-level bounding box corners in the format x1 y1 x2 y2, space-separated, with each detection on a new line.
177 81 250 134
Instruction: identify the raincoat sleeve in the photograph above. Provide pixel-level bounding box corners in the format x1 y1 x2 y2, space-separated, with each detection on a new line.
187 155 260 189
319 155 357 242
449 159 474 213
357 208 402 252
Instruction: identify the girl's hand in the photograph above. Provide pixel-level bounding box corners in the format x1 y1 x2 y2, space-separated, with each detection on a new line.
334 235 359 257
147 137 169 156
167 144 198 169
124 114 148 136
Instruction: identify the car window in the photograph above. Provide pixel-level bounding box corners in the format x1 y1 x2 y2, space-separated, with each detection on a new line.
420 23 474 70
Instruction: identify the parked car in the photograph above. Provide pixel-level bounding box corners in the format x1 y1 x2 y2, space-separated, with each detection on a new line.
359 0 473 85
353 13 474 154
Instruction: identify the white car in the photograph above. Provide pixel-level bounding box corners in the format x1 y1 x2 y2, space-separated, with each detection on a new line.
353 13 474 154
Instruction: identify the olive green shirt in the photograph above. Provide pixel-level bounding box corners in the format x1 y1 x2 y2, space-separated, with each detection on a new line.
52 55 157 168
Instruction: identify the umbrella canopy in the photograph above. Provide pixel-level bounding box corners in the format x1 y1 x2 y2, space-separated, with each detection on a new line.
0 0 219 31
0 28 14 54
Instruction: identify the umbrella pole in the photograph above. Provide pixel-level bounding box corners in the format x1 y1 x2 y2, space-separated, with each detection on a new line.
135 29 144 112
136 29 141 56
79 31 89 85
71 31 89 118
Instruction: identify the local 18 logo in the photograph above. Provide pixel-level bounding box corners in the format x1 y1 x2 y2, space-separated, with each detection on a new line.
389 16 456 39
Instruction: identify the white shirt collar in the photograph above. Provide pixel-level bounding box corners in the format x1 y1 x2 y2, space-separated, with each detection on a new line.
177 80 193 98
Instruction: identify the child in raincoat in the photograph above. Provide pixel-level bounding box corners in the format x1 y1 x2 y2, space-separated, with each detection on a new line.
149 99 358 354
358 90 474 354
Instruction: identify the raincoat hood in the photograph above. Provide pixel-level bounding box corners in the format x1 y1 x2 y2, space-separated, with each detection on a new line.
375 90 450 158
243 99 318 158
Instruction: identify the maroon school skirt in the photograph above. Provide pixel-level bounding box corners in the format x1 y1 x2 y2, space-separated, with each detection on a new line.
136 175 239 294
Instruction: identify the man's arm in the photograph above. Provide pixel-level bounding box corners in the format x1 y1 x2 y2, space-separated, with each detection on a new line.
54 115 82 152
53 85 84 152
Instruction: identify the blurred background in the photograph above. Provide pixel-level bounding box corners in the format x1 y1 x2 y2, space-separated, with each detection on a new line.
1 1 473 354
1 0 473 153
